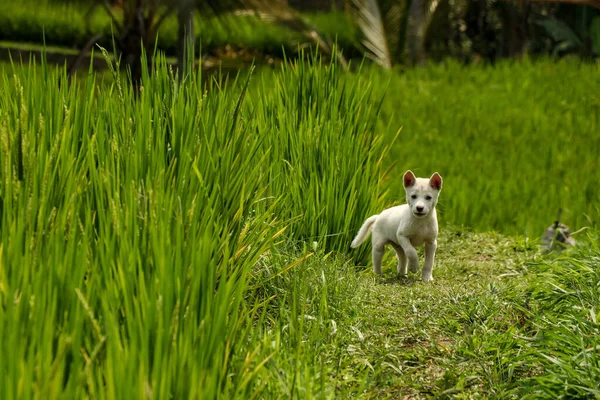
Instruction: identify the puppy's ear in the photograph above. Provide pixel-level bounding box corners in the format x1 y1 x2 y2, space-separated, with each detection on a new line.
403 170 416 188
429 172 442 191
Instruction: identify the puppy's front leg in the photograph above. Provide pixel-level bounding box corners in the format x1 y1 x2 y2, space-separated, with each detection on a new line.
391 243 407 277
422 239 437 282
397 236 419 273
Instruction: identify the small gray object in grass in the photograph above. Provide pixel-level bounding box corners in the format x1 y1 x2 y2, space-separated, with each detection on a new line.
541 209 577 253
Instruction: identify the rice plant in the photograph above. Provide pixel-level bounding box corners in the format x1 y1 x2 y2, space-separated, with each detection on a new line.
0 47 388 398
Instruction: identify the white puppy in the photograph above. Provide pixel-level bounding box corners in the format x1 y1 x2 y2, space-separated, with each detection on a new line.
351 170 443 282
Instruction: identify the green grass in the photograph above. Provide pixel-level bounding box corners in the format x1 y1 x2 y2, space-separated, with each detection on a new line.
0 52 386 397
366 58 600 236
339 228 600 399
510 239 600 398
1 51 600 398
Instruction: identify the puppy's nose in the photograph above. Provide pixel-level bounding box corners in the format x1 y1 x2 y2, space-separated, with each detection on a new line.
416 206 424 213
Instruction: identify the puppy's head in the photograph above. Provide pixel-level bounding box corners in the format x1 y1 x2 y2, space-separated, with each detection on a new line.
403 170 443 218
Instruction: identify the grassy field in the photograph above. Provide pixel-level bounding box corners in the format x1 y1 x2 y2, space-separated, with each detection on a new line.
369 58 600 236
1 53 599 398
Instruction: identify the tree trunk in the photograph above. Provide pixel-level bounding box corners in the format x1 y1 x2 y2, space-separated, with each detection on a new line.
499 1 530 58
406 0 441 65
119 0 150 86
177 0 195 79
406 0 427 65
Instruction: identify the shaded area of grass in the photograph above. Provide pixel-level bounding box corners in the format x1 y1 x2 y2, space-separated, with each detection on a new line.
242 226 600 398
0 1 361 59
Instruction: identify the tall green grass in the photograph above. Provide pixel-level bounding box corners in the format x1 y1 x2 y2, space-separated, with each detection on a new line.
3 55 597 237
0 53 386 397
438 231 600 398
256 54 394 253
513 237 600 398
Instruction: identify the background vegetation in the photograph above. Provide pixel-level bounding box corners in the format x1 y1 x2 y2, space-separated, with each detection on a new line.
1 0 599 69
0 1 360 59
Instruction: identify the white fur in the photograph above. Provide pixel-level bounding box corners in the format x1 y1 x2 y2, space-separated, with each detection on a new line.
351 170 443 282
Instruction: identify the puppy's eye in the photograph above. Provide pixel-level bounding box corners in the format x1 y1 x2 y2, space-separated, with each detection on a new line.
411 194 417 199
425 195 432 200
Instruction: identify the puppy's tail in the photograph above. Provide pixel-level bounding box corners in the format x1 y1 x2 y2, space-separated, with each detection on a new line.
350 215 378 248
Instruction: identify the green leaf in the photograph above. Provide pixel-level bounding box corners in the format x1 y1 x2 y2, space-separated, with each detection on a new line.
351 0 393 69
536 17 584 54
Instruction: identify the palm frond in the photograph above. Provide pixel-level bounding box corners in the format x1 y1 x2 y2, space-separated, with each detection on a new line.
351 0 393 69
383 2 404 60
536 17 585 55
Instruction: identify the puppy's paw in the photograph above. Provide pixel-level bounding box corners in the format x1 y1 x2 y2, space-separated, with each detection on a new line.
422 274 434 282
408 263 419 273
397 265 407 276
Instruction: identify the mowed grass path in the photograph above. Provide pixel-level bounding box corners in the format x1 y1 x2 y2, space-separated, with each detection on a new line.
324 227 534 398
320 227 599 398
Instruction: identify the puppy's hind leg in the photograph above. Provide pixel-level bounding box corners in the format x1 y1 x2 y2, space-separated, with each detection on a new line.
391 243 407 277
371 235 386 276
372 245 385 276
